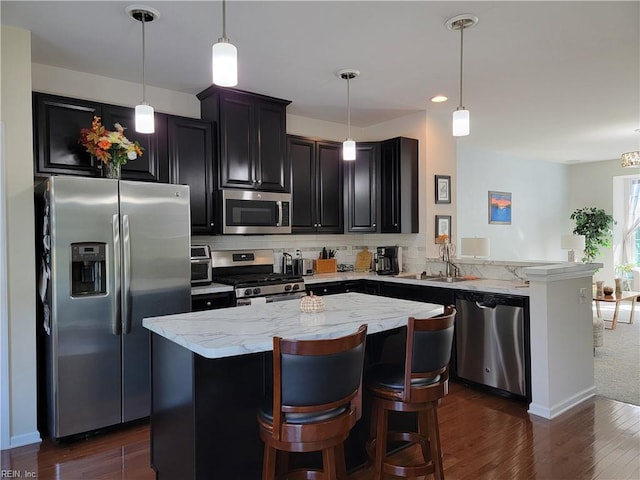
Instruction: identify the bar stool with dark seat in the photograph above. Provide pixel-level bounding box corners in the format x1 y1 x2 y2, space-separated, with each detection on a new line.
365 306 456 479
257 324 368 480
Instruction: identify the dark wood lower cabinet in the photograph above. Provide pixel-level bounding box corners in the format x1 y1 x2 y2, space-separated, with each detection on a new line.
150 328 408 479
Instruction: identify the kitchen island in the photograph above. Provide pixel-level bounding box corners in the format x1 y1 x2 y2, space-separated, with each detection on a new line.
143 292 443 479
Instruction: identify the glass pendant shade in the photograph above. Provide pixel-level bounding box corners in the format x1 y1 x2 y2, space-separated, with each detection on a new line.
343 139 356 161
135 103 155 134
212 40 238 87
621 151 640 168
453 108 470 137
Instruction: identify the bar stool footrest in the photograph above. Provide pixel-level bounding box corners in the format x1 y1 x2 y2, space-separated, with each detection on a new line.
365 432 435 478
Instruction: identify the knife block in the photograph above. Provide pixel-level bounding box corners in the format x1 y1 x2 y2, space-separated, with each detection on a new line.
313 259 337 274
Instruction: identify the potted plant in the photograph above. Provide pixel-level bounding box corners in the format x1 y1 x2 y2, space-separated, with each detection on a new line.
570 207 615 263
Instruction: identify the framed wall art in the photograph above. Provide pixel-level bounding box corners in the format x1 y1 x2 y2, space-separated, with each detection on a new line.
488 191 512 225
435 215 452 242
435 175 451 204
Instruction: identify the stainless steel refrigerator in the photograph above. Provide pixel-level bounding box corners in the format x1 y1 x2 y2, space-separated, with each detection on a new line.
38 176 191 440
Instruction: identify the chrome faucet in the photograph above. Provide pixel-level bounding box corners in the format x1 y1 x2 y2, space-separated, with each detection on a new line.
440 241 459 278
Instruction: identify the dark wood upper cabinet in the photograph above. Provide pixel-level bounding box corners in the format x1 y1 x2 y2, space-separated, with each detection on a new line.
33 92 168 182
345 142 379 233
167 117 215 235
288 136 343 234
198 86 291 192
100 104 165 182
379 137 418 233
33 93 101 176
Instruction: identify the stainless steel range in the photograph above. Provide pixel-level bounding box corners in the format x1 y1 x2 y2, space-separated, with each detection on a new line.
211 249 306 306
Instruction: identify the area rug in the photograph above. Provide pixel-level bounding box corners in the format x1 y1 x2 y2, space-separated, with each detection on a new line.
593 302 640 406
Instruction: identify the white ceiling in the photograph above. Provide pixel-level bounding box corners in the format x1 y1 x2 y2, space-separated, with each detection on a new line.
2 1 639 164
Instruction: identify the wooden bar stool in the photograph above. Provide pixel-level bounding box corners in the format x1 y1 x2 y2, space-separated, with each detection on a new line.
365 306 456 479
257 324 368 480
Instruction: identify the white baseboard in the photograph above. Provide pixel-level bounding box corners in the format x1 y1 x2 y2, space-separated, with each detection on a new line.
5 431 41 450
528 386 596 419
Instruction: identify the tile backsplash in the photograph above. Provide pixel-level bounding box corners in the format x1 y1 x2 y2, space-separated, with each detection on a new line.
193 233 427 273
193 233 557 280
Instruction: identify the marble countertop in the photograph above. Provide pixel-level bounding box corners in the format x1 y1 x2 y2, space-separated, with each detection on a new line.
144 292 443 359
190 272 531 297
304 271 530 296
191 283 234 295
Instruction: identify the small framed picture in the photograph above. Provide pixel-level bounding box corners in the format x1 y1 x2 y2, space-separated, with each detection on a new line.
488 191 512 225
435 175 451 204
435 215 452 243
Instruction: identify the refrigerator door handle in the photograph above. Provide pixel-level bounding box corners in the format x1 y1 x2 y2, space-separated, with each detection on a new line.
112 214 122 336
122 214 132 334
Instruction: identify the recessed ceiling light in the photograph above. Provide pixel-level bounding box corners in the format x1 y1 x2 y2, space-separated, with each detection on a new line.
431 95 448 103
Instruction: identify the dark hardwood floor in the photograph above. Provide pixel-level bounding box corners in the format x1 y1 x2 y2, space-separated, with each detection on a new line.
2 382 638 479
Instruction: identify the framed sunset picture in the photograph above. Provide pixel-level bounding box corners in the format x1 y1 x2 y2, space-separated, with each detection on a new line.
488 191 512 224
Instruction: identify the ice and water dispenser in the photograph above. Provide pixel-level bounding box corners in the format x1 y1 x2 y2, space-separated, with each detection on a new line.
71 242 106 296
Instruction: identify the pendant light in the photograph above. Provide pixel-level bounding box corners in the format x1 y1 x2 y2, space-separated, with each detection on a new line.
212 0 238 87
621 129 640 168
127 6 158 134
446 14 478 137
337 69 359 161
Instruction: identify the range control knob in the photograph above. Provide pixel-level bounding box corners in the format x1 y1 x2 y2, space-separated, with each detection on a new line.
292 284 300 291
244 289 252 296
284 284 292 291
253 288 261 295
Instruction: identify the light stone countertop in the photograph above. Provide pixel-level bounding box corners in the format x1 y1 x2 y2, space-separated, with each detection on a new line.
143 292 443 359
191 282 234 295
190 273 530 297
303 271 530 296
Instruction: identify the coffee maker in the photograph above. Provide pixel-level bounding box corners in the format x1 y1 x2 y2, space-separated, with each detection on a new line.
375 246 402 275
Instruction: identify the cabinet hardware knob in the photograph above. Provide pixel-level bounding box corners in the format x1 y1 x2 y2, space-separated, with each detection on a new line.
206 301 212 306
257 180 262 185
314 224 318 227
318 224 322 227
210 223 214 226
373 223 376 227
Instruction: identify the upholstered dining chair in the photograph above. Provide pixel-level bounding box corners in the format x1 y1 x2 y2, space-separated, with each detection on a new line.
257 324 368 480
364 306 456 479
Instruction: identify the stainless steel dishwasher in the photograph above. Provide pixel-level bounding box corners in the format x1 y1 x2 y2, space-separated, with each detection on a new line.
455 291 527 397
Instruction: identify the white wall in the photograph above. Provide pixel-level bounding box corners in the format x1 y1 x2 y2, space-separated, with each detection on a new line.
568 159 638 282
457 145 570 262
32 63 201 119
0 25 40 449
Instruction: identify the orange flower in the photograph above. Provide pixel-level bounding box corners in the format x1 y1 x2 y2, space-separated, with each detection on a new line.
79 116 143 167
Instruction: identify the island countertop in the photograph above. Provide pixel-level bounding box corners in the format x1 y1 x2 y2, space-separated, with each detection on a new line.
143 292 443 359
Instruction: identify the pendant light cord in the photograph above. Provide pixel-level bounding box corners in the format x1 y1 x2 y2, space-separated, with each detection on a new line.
222 0 227 40
458 24 464 109
141 14 147 103
347 77 351 138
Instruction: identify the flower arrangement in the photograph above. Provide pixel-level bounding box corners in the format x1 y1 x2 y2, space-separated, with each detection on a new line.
79 116 143 168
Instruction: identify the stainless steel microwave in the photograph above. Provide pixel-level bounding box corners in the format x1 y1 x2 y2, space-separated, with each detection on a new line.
220 189 291 234
191 245 212 285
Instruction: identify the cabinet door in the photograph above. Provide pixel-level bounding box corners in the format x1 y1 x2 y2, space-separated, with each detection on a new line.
380 139 400 233
255 101 289 192
345 143 379 233
380 137 418 234
219 93 255 188
289 136 317 233
101 104 164 182
168 117 215 234
33 93 101 176
316 141 343 234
